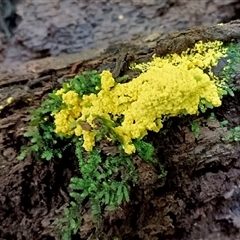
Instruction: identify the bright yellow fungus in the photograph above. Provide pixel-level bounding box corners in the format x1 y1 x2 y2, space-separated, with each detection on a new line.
7 97 13 104
53 41 227 154
55 88 66 95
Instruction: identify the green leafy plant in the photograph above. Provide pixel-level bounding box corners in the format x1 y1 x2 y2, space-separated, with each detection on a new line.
209 112 216 120
65 70 102 97
222 126 240 142
133 139 156 163
56 201 81 240
217 42 240 96
18 92 69 161
93 116 118 142
199 99 214 113
115 75 129 83
71 138 136 213
220 120 228 127
55 137 138 239
190 121 200 139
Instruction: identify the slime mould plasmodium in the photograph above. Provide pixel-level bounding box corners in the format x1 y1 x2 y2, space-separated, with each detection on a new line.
53 40 230 154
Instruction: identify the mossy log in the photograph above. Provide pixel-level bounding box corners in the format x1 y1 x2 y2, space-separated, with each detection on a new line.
1 20 240 240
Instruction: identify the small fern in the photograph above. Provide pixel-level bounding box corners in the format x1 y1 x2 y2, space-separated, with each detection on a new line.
18 91 69 161
222 126 240 142
55 137 138 240
70 139 137 211
190 121 200 139
63 70 101 97
55 201 81 240
133 139 156 163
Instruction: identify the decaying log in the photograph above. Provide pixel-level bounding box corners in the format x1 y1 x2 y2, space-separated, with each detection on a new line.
1 20 240 240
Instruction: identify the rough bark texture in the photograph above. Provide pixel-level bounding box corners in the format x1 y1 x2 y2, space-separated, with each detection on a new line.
155 20 240 56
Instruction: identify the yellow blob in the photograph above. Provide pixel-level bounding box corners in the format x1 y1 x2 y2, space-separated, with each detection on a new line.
53 40 227 154
82 131 95 151
7 97 13 104
123 143 136 155
55 88 65 95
